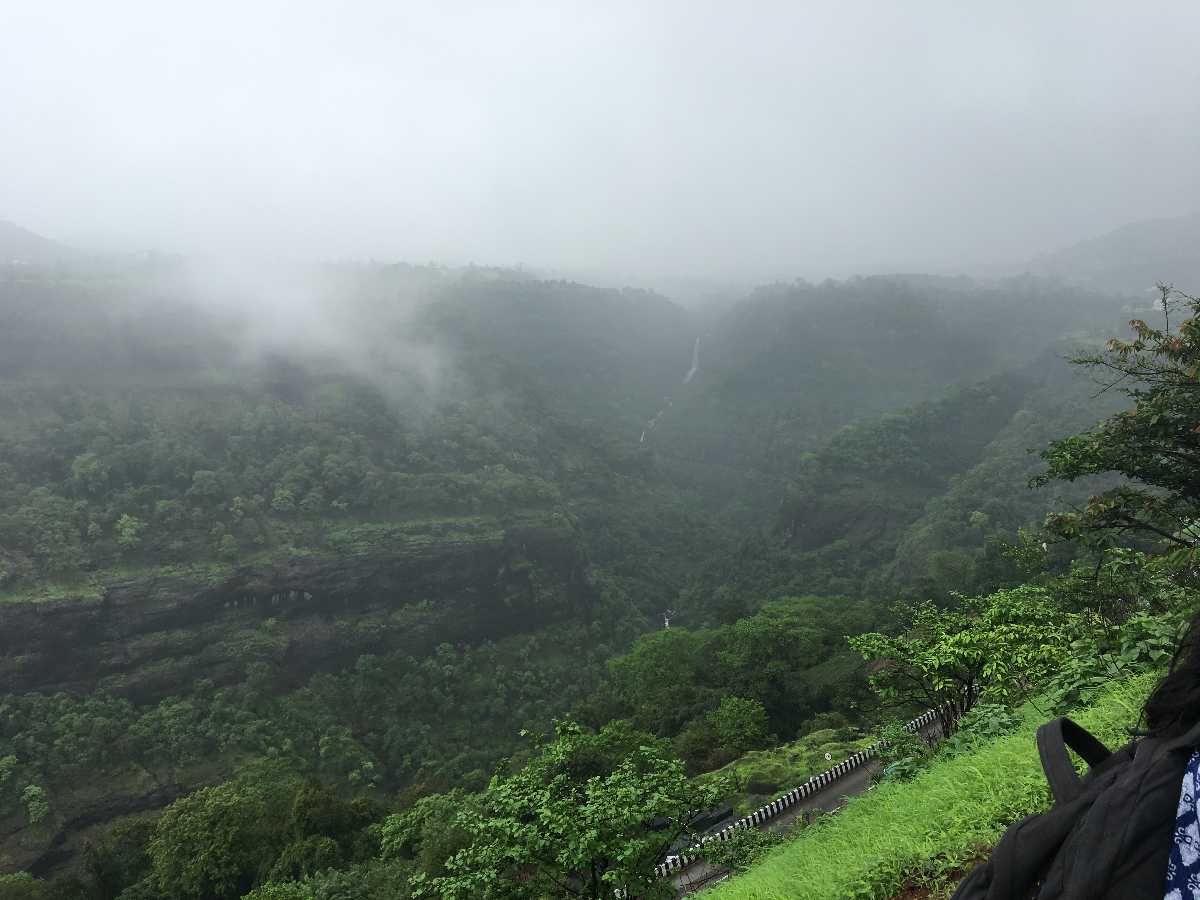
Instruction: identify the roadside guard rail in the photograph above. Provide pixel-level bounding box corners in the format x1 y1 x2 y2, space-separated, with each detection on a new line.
654 703 952 879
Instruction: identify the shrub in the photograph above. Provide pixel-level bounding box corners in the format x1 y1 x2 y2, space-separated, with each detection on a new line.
696 827 788 874
874 720 933 784
939 703 1021 757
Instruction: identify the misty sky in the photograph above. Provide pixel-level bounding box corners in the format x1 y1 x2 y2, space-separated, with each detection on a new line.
3 1 1199 281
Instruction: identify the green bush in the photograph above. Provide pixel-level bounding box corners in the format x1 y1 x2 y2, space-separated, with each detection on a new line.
696 827 788 874
938 703 1021 757
873 720 933 784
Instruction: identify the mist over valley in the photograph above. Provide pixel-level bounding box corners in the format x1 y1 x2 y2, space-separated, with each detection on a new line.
2 4 1200 898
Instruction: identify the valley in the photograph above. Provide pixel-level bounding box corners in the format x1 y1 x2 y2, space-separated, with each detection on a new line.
0 229 1141 889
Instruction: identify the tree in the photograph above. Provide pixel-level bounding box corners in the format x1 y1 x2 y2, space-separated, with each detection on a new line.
600 596 876 743
1037 285 1200 555
21 784 50 825
271 486 297 514
705 696 774 754
268 778 379 880
604 628 718 735
673 697 775 774
241 862 413 900
84 817 155 900
379 790 475 879
412 720 726 900
116 514 147 550
186 470 225 506
13 488 83 574
848 586 1071 733
146 780 286 900
216 533 239 560
713 596 875 737
69 452 110 496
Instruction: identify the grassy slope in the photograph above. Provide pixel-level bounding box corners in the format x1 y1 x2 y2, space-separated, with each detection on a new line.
704 671 1158 900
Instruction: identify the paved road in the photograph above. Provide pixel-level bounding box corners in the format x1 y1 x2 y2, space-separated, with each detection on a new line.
671 761 883 894
671 718 944 895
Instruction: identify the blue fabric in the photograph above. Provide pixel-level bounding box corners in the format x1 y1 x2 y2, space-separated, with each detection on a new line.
1165 750 1200 900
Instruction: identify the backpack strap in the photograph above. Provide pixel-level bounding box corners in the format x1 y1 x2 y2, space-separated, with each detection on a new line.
1037 717 1113 805
1162 718 1200 754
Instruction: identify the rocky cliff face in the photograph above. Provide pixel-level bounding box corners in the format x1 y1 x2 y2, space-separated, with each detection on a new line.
0 519 594 702
0 518 596 875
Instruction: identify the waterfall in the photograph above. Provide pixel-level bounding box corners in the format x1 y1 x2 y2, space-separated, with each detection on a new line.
682 336 701 384
640 337 701 442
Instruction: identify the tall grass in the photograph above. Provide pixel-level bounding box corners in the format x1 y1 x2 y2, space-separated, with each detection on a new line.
703 672 1158 900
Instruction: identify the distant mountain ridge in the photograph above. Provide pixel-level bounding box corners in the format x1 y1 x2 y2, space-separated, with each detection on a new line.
0 219 78 264
1027 211 1200 295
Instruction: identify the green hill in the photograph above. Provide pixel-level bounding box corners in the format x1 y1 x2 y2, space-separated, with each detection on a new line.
0 248 1162 886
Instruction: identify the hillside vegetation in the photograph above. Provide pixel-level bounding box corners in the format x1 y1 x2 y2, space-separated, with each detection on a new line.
700 726 874 817
1 249 1193 899
705 673 1160 900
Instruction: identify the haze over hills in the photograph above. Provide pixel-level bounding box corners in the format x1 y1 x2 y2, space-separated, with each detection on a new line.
0 220 79 265
8 208 1197 301
0 193 1195 899
1024 211 1200 296
5 2 1200 894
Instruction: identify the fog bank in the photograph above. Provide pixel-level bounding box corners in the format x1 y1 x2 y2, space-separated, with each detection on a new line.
3 1 1199 280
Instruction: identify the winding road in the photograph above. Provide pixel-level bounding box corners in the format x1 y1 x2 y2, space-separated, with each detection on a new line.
671 715 945 895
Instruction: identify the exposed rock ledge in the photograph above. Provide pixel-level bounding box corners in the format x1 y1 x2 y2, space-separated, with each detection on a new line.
0 520 595 703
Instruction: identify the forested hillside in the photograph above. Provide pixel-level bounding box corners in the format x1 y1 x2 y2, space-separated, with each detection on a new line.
678 346 1126 613
5 2 1198 895
1028 211 1200 296
644 275 1123 521
0 248 1148 896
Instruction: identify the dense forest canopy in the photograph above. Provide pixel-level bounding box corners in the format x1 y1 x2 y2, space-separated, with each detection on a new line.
5 4 1200 895
0 236 1184 899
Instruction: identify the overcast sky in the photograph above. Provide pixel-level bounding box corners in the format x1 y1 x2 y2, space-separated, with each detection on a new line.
2 1 1199 282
